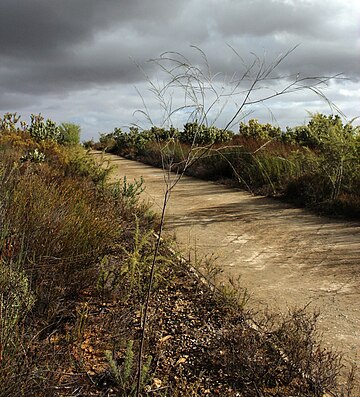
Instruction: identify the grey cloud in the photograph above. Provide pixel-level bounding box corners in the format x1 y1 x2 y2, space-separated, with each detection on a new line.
0 54 141 96
190 0 359 80
0 0 358 135
209 0 352 40
0 0 194 98
0 0 184 59
1 1 111 59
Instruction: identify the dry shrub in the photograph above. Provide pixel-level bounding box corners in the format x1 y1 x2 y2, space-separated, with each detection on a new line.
0 135 124 318
207 308 354 396
2 167 117 262
0 249 41 397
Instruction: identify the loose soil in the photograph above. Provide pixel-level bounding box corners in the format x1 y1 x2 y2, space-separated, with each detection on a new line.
93 152 360 369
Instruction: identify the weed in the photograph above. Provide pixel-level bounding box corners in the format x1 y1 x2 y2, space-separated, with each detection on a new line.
105 341 152 396
96 255 115 300
120 217 169 304
0 253 36 396
75 302 89 341
110 175 145 208
216 275 250 313
194 253 223 287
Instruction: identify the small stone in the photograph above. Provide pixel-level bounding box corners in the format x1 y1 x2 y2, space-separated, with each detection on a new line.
152 378 162 388
176 355 188 365
159 335 173 343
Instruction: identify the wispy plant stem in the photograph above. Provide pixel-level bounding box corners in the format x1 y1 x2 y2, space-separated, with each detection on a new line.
136 189 170 397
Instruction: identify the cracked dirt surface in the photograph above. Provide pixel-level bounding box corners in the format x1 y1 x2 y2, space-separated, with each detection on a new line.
94 152 360 367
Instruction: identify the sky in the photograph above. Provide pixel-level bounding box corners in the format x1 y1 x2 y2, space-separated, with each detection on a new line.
0 0 359 141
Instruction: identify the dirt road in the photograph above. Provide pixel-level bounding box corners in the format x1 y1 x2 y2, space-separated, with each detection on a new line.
93 152 360 366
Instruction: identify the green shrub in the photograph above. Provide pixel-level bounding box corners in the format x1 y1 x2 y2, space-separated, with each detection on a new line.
239 119 282 140
181 122 233 145
285 113 358 149
283 116 360 211
58 122 81 146
64 147 110 186
109 176 145 209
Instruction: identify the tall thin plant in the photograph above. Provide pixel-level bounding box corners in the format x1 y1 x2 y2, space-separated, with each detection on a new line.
134 45 338 397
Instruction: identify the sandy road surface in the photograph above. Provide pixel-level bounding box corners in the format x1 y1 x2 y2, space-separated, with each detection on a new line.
93 151 360 367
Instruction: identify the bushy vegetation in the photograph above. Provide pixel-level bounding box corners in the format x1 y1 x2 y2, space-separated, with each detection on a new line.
58 122 81 146
98 114 360 217
0 113 152 395
0 112 357 396
95 122 233 156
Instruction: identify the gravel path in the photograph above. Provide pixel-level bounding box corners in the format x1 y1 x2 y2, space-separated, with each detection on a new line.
93 152 360 368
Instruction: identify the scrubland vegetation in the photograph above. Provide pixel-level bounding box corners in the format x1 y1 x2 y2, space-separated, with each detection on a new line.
0 112 357 396
94 113 360 218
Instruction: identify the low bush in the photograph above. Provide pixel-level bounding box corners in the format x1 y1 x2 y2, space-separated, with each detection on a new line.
58 122 81 146
206 309 346 396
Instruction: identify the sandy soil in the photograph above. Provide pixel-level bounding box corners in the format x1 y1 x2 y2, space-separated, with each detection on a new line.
93 151 360 368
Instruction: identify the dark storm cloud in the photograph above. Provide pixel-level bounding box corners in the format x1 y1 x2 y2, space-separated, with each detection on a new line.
0 0 192 98
0 0 182 58
0 44 143 96
0 0 113 59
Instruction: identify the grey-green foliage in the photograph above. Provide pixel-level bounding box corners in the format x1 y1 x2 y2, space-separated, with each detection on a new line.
0 259 35 362
318 121 359 202
304 114 359 201
20 148 46 163
181 122 233 145
285 113 358 148
0 112 22 132
238 114 360 203
239 119 282 140
103 122 233 154
58 122 81 146
28 114 63 143
110 176 145 208
284 114 360 205
105 341 152 396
